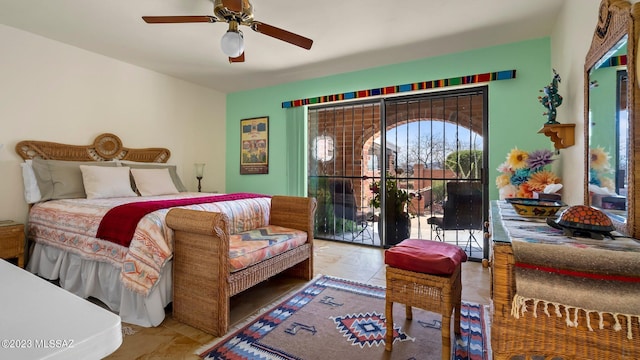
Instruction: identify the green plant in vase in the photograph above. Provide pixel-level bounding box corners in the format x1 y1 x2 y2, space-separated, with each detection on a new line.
370 173 411 246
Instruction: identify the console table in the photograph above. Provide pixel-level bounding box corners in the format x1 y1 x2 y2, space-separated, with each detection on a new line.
489 200 640 359
0 259 122 359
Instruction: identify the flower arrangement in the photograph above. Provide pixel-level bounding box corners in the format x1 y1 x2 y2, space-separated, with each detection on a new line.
589 147 614 192
369 174 410 214
495 148 561 199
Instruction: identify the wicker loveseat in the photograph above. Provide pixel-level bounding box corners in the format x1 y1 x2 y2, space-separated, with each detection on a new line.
165 195 316 336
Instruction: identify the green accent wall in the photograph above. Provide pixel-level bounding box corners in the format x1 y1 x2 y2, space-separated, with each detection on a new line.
589 65 619 178
226 37 554 200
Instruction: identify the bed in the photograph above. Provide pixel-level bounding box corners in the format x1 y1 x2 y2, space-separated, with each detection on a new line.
15 133 314 328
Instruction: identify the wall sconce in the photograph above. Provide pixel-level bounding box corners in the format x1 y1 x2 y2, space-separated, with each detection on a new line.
195 163 205 192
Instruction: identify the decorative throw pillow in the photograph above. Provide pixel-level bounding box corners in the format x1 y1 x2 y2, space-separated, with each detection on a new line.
80 165 138 199
130 168 180 196
31 158 118 200
20 160 42 204
116 161 187 192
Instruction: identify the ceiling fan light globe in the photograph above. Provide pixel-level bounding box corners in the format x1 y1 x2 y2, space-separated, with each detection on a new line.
220 30 244 57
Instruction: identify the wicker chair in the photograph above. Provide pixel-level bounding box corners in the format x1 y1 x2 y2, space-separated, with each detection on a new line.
384 239 467 359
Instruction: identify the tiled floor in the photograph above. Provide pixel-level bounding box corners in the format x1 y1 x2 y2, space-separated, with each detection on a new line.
105 239 491 359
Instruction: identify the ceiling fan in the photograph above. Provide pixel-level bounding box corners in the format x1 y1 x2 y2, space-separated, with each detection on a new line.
142 0 313 63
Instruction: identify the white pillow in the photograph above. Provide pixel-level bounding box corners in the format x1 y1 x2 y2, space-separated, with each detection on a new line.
21 160 42 204
115 160 187 192
130 168 179 196
79 165 138 199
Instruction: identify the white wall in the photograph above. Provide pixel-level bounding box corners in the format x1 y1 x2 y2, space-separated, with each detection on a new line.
551 0 601 205
0 1 615 222
0 24 226 223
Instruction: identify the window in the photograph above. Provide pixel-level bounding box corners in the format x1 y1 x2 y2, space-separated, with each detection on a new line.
312 135 334 162
368 154 379 171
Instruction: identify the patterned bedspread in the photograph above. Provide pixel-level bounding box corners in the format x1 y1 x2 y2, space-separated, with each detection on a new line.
28 193 271 295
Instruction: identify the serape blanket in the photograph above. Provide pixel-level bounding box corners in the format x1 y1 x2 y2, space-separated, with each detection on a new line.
28 193 271 295
497 201 640 339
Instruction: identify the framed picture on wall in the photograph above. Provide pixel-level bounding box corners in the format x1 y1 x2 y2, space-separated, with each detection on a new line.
240 116 269 174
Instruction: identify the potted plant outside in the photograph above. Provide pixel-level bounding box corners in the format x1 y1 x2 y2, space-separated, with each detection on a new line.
370 174 411 246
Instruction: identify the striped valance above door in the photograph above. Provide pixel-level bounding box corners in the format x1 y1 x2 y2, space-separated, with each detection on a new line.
281 69 516 108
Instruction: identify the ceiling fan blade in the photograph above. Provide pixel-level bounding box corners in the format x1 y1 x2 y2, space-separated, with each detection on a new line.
251 22 313 50
229 52 245 63
142 16 218 24
222 0 243 13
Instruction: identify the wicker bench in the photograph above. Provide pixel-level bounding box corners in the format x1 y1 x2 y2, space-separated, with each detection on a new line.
165 195 316 336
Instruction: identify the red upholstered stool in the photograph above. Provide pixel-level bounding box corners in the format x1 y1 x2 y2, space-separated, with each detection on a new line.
384 239 468 359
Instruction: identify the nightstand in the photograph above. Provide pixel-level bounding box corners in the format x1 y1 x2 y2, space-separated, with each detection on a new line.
0 221 25 268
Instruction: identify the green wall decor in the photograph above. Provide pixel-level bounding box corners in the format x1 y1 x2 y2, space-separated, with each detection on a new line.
538 69 563 124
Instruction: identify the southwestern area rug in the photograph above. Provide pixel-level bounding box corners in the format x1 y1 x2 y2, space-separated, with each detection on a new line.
198 275 489 360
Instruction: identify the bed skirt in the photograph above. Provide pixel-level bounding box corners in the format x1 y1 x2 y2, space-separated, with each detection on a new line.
27 242 172 327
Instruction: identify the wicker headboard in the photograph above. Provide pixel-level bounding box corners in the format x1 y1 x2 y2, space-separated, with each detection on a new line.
15 133 170 163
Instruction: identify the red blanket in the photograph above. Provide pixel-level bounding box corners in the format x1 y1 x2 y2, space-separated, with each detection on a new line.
96 193 270 247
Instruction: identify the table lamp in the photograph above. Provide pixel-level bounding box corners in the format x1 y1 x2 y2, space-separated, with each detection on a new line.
195 163 205 192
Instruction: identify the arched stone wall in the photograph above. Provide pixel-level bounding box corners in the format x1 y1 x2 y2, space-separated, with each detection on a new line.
309 93 484 210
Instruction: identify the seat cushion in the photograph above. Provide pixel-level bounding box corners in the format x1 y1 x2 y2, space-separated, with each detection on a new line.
384 239 468 275
229 225 308 272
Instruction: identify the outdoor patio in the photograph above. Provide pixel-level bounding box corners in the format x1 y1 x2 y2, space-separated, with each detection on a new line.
317 215 486 260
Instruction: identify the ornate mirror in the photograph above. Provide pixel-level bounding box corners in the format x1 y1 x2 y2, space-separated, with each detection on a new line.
584 0 640 237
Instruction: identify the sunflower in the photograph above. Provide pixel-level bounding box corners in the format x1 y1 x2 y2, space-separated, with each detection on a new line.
506 148 529 170
526 170 560 192
590 147 611 171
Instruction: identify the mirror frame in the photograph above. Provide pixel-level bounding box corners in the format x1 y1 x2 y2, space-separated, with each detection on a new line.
584 0 640 237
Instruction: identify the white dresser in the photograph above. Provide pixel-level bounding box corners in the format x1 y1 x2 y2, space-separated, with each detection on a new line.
0 259 122 359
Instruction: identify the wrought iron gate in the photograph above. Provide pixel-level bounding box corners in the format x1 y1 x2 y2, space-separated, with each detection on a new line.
308 87 488 261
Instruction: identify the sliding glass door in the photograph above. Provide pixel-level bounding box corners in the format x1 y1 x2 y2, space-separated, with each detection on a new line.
308 87 488 260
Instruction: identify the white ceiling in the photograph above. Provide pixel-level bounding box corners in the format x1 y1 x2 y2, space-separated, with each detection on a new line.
0 0 566 93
